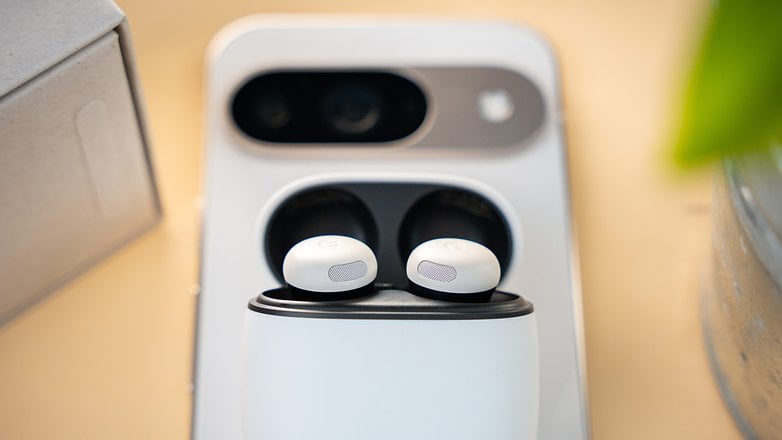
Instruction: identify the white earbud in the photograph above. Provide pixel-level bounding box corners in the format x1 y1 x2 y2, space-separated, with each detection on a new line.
282 235 377 298
406 238 501 302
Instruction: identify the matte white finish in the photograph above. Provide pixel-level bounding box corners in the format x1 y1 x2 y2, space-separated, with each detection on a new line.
0 0 123 96
243 310 539 440
282 235 377 292
198 17 588 440
0 1 160 325
407 238 500 293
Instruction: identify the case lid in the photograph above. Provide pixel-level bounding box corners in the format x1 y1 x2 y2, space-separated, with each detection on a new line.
248 286 534 320
0 0 124 96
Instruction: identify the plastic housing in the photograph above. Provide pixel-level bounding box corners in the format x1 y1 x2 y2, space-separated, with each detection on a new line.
243 288 538 440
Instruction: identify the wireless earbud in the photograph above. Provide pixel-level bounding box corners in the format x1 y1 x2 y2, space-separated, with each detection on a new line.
406 238 501 302
282 235 377 300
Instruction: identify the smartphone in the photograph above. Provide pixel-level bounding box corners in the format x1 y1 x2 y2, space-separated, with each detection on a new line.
198 16 588 439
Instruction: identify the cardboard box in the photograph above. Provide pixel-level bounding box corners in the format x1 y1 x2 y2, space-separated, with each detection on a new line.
0 0 160 324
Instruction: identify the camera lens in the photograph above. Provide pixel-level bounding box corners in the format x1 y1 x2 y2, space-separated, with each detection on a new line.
232 71 426 143
321 83 383 135
254 91 291 130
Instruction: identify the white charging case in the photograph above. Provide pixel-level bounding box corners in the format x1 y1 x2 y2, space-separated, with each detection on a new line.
242 287 538 440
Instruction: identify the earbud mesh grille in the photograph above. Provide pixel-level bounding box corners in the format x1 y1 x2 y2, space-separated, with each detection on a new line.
417 260 457 283
328 261 368 282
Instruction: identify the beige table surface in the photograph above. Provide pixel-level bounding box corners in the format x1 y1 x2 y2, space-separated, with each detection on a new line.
0 0 745 439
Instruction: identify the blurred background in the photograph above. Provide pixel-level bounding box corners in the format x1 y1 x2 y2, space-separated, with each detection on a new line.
0 0 745 438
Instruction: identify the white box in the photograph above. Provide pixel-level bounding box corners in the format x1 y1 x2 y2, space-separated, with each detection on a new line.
0 0 160 324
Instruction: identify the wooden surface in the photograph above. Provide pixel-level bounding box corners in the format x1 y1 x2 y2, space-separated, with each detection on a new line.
0 1 745 439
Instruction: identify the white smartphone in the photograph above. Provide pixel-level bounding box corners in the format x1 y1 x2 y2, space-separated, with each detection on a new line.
198 16 588 439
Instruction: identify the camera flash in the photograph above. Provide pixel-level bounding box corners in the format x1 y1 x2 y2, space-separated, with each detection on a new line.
477 89 514 124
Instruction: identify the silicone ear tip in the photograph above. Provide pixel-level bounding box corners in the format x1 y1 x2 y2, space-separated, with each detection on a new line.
283 235 378 293
406 238 500 294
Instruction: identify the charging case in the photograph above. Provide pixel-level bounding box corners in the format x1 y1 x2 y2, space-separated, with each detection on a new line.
243 287 538 440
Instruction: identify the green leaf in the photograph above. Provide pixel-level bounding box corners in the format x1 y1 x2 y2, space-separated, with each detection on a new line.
673 0 782 167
